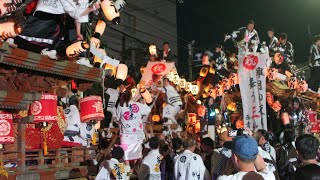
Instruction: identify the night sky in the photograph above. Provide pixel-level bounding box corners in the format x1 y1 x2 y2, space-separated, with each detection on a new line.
177 0 320 71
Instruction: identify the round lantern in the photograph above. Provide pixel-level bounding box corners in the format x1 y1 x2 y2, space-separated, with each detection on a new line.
116 64 128 81
227 102 237 112
149 44 157 56
199 67 209 77
188 113 197 123
30 93 58 123
190 85 199 95
235 119 244 129
66 41 89 57
95 20 107 37
101 0 120 24
152 114 161 122
268 68 278 81
229 73 239 85
80 96 105 122
140 88 152 104
272 100 282 112
94 48 106 64
288 77 298 89
198 105 206 117
0 111 14 144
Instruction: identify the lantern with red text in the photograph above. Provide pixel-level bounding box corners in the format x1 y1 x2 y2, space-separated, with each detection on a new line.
288 77 298 89
188 113 197 123
101 0 120 24
230 73 239 86
66 41 89 57
116 64 128 81
80 96 105 122
30 93 58 123
0 112 14 144
298 78 308 93
197 105 206 117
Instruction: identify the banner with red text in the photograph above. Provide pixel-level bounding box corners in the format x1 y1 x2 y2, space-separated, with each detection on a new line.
140 61 176 87
239 53 268 131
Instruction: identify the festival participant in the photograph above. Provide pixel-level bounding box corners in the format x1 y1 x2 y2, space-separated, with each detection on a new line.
96 146 131 180
267 27 278 57
277 33 294 63
280 134 320 180
254 129 276 160
106 83 125 128
174 137 211 180
159 42 174 62
288 98 309 137
217 135 275 180
13 0 99 61
308 35 320 91
137 137 163 180
277 128 297 175
212 45 229 77
224 20 260 53
200 137 215 173
116 91 151 162
156 77 182 125
63 95 95 146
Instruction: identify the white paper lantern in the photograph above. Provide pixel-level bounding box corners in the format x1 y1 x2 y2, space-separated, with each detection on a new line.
66 41 89 57
116 64 128 81
114 0 126 12
179 79 186 88
149 44 157 56
172 75 180 85
101 0 120 24
95 20 107 36
190 85 199 95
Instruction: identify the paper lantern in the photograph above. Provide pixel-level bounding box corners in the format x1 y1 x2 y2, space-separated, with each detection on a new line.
272 100 282 112
229 73 239 85
94 48 106 64
149 44 157 56
209 67 215 74
195 120 201 133
167 72 175 81
179 79 186 88
80 96 105 122
66 41 89 57
30 93 58 123
309 111 319 133
236 119 244 129
95 20 107 36
298 79 308 93
152 114 161 122
140 88 152 104
0 21 22 39
227 102 237 112
223 78 231 91
190 85 199 95
198 105 206 117
200 67 209 77
116 64 128 81
101 0 120 24
288 77 298 89
268 68 277 81
266 92 274 106
0 111 14 144
186 82 192 92
188 113 197 123
114 0 126 12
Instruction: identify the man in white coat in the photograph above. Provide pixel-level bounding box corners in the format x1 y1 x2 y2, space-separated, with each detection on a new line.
174 137 211 180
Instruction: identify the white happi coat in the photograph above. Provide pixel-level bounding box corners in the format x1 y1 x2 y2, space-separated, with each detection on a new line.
35 0 89 23
142 149 163 180
96 158 131 180
117 100 151 160
159 85 182 121
63 105 94 146
106 88 120 117
174 150 209 180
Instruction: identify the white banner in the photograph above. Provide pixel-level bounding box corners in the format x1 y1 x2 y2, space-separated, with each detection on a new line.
239 53 268 131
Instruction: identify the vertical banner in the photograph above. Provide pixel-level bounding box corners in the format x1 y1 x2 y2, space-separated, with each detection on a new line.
238 53 268 131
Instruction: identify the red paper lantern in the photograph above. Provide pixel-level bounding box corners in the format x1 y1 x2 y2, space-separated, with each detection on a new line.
195 120 201 133
188 113 197 123
197 105 206 117
30 93 58 123
80 96 105 122
0 112 14 144
309 111 319 133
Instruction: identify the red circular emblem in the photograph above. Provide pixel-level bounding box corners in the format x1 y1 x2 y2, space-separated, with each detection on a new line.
0 119 11 136
151 63 166 74
30 101 42 115
123 111 130 121
243 55 258 70
131 104 140 113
